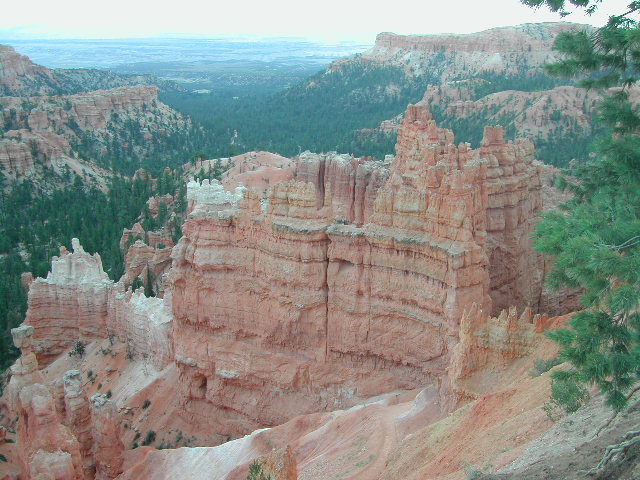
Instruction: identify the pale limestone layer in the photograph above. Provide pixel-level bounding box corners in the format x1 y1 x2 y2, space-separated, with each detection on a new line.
106 289 173 369
354 23 587 80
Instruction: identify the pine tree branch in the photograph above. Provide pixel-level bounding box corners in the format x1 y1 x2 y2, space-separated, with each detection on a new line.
597 235 640 251
593 383 640 437
590 430 640 472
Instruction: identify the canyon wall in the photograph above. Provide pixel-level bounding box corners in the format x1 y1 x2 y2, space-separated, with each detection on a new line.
0 45 56 96
17 101 548 460
335 23 587 80
168 102 544 436
24 239 112 366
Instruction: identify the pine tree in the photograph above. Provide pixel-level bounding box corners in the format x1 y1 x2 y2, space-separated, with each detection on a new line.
525 0 640 411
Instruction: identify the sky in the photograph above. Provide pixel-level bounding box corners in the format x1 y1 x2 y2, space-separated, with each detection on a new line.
0 0 635 42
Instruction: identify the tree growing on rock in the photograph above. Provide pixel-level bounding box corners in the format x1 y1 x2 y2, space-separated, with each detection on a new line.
526 0 640 412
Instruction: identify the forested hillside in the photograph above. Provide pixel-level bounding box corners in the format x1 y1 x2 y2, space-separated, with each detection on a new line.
159 23 602 167
0 46 217 369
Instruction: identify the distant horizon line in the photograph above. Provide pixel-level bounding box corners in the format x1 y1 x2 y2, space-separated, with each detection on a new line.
0 20 594 44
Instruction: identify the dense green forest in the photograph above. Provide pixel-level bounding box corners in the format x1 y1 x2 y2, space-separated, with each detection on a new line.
0 169 186 369
160 62 594 167
160 62 431 160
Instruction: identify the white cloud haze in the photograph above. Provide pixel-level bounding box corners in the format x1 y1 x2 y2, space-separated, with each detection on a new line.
0 0 635 41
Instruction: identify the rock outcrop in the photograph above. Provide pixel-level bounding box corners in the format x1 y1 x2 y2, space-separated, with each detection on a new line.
24 239 112 366
8 326 84 480
121 239 173 295
353 23 588 80
23 238 173 369
62 370 95 477
295 151 390 225
167 101 545 440
12 100 556 477
254 446 298 480
221 151 295 194
0 45 56 96
90 394 124 480
106 289 173 369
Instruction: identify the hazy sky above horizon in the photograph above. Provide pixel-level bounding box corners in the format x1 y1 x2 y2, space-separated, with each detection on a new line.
0 0 635 42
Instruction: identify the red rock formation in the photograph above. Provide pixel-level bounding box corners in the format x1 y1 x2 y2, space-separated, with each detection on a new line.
146 194 174 218
480 125 544 314
255 445 298 480
8 326 84 480
442 303 554 408
24 238 173 370
327 104 491 381
11 98 554 476
121 240 172 295
295 151 390 225
221 151 295 194
62 370 95 478
24 239 112 366
90 394 124 480
166 102 546 441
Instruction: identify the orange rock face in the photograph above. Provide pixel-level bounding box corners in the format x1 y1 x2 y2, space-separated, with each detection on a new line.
221 151 295 194
23 238 173 370
121 239 173 295
90 394 124 480
255 445 298 480
295 151 390 225
24 239 112 366
8 326 84 480
13 99 556 477
167 102 545 441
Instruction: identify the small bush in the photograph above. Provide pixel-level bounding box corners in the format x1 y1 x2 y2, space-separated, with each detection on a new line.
247 460 272 480
142 430 156 446
68 341 85 357
530 357 562 377
142 399 151 409
126 344 135 361
106 390 112 398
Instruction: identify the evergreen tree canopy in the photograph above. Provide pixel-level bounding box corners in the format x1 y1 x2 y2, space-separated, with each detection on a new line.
526 0 640 411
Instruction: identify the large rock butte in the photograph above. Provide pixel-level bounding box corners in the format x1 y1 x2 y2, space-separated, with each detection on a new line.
11 101 572 478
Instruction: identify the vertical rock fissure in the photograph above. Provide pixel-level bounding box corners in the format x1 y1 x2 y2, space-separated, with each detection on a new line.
324 254 329 361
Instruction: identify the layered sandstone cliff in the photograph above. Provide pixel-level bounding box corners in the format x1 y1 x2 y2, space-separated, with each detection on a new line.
23 238 172 370
0 45 56 97
166 101 546 441
24 239 112 366
8 98 562 478
335 23 587 80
